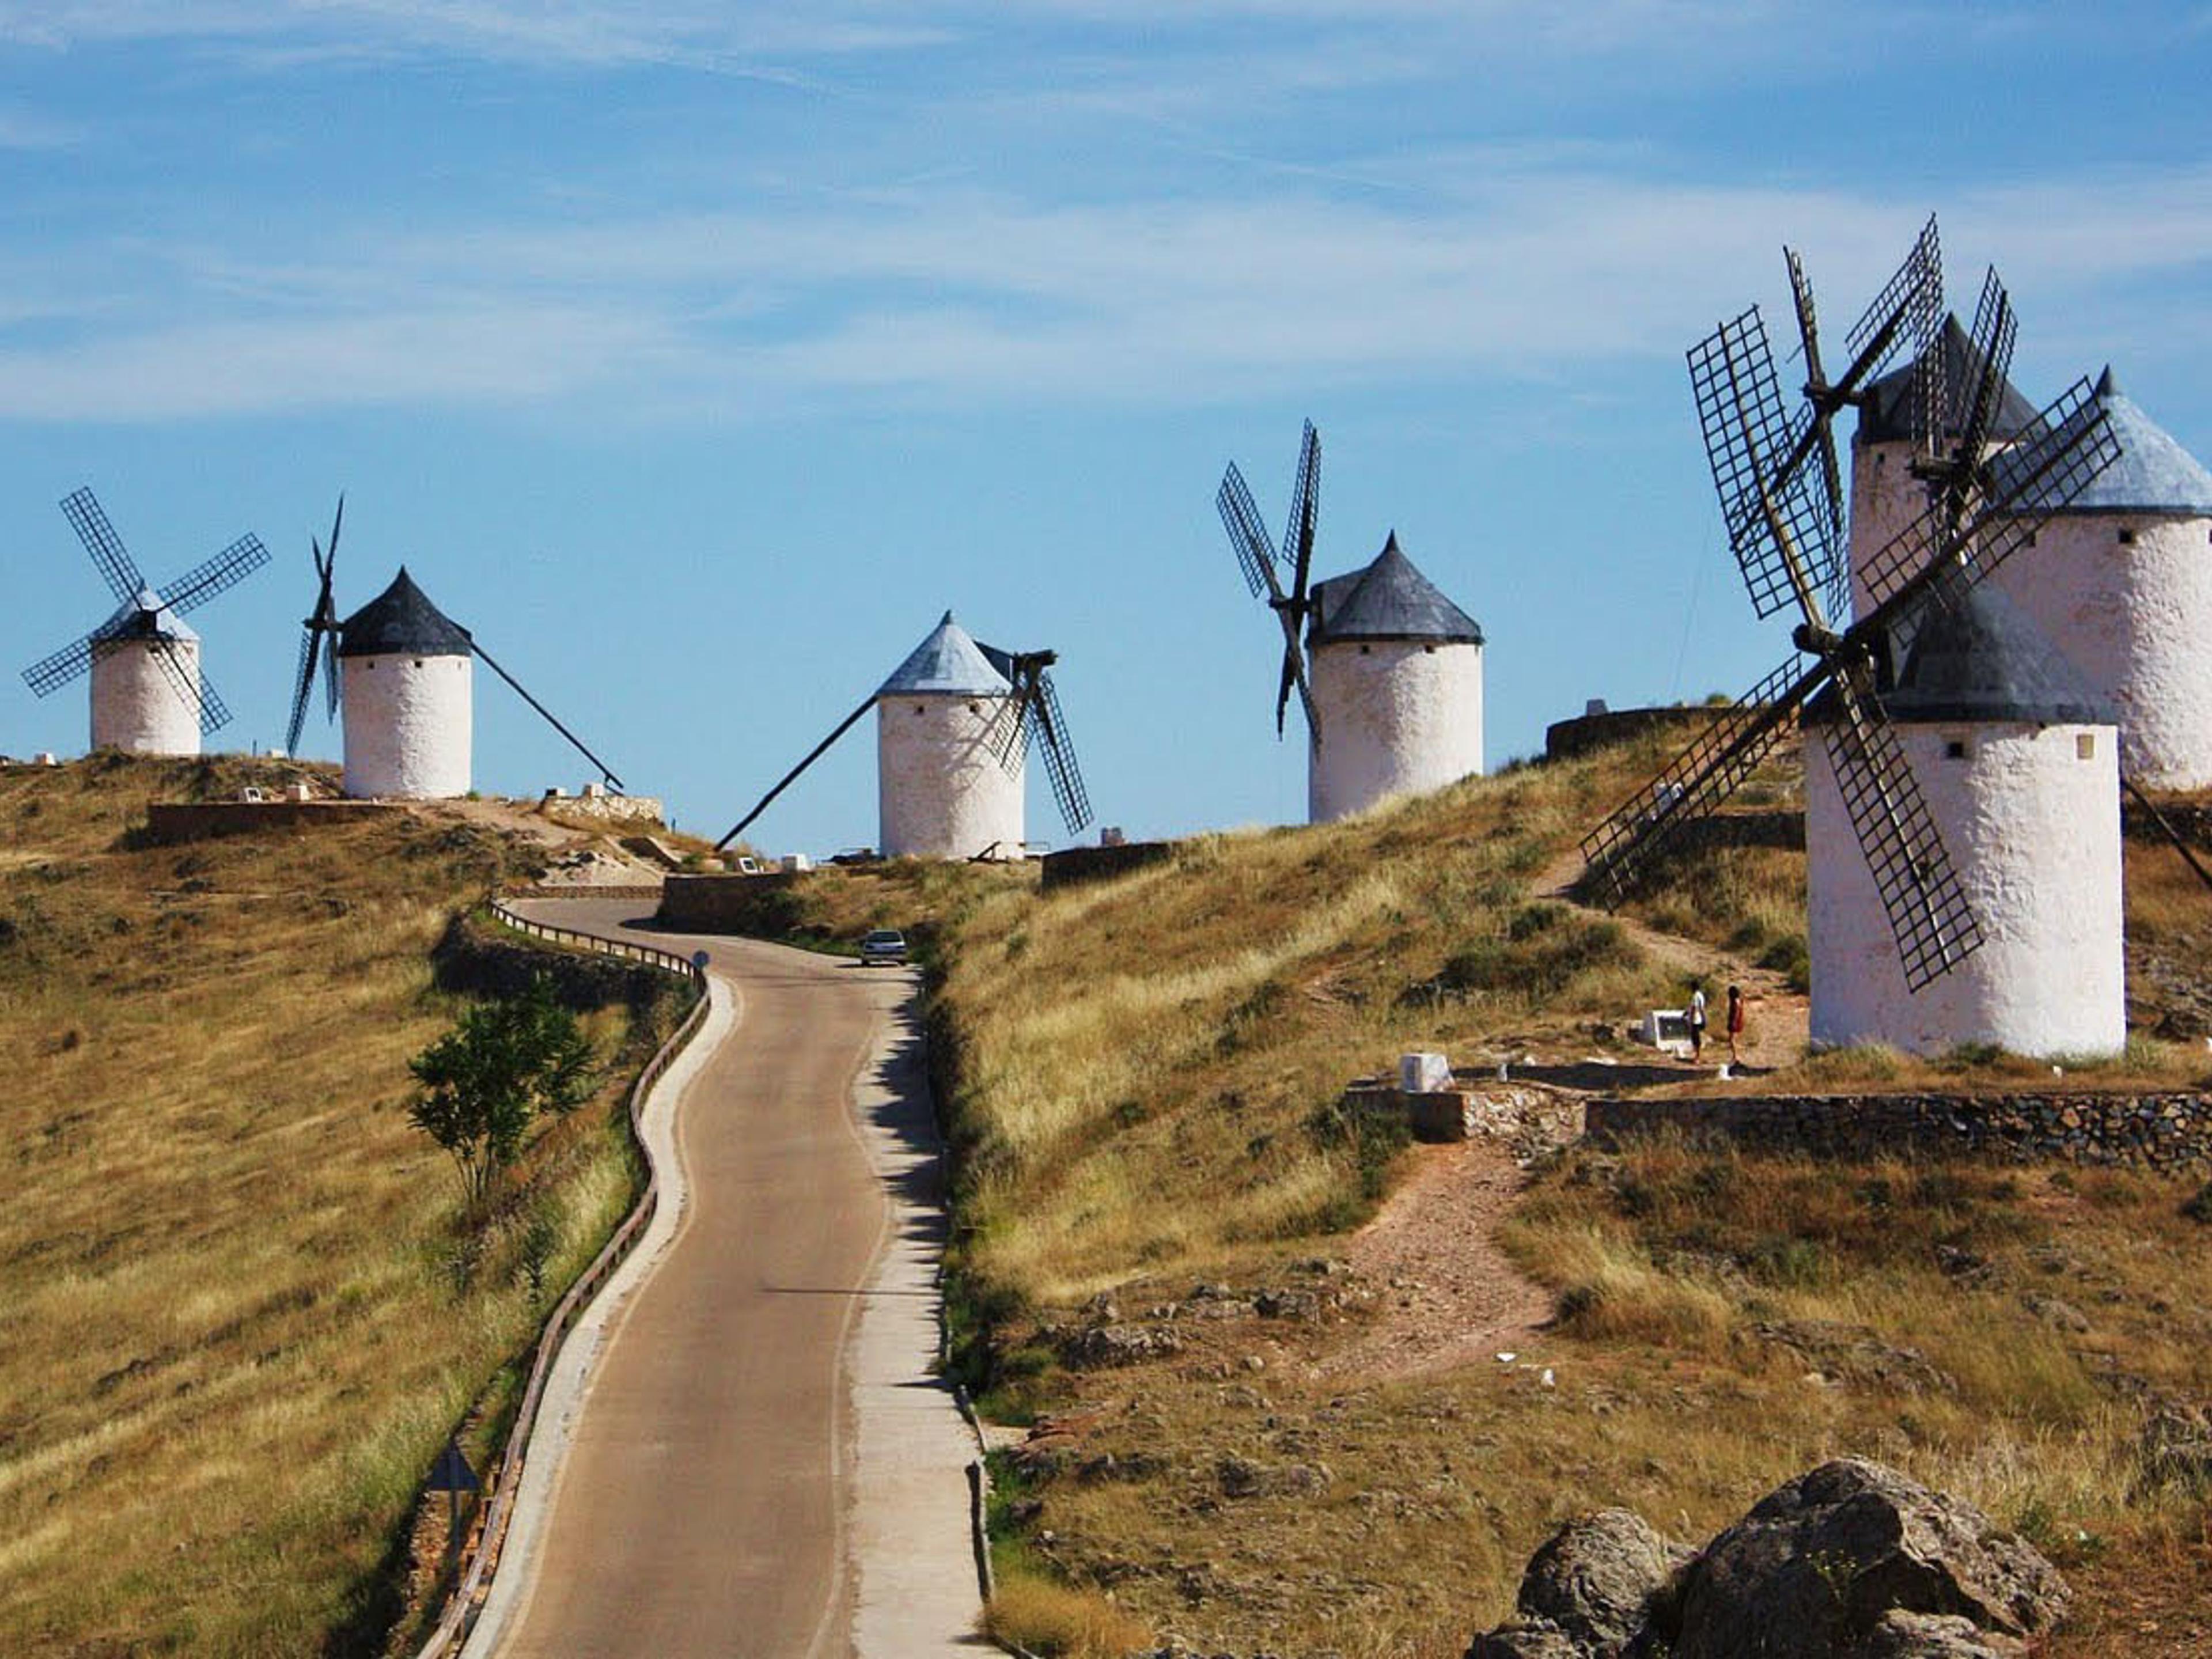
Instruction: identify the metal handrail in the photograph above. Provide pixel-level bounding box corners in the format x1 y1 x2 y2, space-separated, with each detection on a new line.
412 902 711 1659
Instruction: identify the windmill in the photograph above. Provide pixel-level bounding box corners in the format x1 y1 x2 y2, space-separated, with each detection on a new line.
20 486 270 757
336 565 626 800
284 494 346 757
1217 422 1487 823
1217 419 1323 740
1578 217 2122 999
714 613 1094 859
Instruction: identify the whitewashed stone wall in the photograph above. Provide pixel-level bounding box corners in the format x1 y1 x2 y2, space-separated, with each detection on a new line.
877 692 1024 859
90 637 202 756
1307 639 1484 823
1993 515 2212 789
1808 719 2124 1058
342 652 472 799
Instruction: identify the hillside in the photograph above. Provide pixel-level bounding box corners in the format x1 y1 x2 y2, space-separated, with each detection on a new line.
748 732 2212 1657
0 755 679 1656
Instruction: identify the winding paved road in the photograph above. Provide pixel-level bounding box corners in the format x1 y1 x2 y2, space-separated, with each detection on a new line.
473 898 982 1659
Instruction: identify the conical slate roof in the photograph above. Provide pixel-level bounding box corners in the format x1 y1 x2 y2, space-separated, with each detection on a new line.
338 567 473 658
1991 367 2212 517
1307 533 1484 647
1855 314 2040 447
99 586 196 642
877 611 1012 698
1809 582 2115 727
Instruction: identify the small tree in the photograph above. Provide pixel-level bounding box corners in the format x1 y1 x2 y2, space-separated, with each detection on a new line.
408 975 600 1205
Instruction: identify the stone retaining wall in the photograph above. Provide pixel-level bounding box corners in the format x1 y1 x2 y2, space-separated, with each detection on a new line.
431 911 691 1020
1588 1090 2212 1173
534 793 665 828
142 800 399 843
656 871 806 934
1040 840 1175 890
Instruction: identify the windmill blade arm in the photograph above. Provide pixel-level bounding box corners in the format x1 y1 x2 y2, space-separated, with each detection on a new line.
987 684 1030 772
1578 654 1820 906
1284 419 1320 604
1217 464 1283 601
1823 669 1982 991
285 628 318 755
21 633 97 697
469 640 625 793
192 670 234 735
134 636 229 733
1855 376 2118 624
715 689 877 850
1952 269 2018 466
162 534 272 615
1844 213 1942 370
1273 607 1318 741
323 631 342 721
1033 670 1093 836
60 487 145 604
1688 308 1837 624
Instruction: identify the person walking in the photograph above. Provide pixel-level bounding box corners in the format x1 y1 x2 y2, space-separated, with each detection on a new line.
1726 983 1746 1066
1687 983 1708 1060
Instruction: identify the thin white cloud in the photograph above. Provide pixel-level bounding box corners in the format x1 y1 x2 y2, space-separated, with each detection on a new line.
1 160 2207 421
0 2 950 66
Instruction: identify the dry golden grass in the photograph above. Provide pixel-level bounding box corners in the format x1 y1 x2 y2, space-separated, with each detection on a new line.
982 1569 1152 1658
0 754 654 1656
721 740 2212 1654
929 753 1685 1310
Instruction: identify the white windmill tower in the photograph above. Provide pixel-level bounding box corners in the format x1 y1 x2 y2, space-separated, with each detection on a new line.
1217 423 1486 824
1806 585 2123 1056
336 567 476 799
1988 368 2212 790
1581 217 2124 1057
331 557 625 801
19 487 270 758
715 612 1094 861
1847 309 2039 620
877 612 1023 858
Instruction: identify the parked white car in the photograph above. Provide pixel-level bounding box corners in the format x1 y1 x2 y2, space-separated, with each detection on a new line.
859 929 909 966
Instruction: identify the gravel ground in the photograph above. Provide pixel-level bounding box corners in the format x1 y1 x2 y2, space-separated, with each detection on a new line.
1320 1140 1552 1382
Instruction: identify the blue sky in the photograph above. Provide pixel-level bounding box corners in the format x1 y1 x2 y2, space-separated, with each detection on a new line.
3 3 2210 851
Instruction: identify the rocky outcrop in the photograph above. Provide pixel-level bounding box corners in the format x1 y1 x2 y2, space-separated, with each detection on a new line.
1465 1460 2069 1659
1467 1509 1690 1658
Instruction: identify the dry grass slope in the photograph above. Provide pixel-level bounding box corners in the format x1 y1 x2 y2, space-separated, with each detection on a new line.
667 739 2212 1656
0 755 657 1656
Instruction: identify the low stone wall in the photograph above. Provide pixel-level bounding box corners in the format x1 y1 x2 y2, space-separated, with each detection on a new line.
1040 840 1175 890
1588 1091 2212 1173
535 793 665 828
142 800 398 843
431 911 690 1021
657 871 806 934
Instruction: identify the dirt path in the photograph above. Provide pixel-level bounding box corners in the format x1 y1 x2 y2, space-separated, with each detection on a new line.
1532 842 1809 1071
1321 1141 1552 1382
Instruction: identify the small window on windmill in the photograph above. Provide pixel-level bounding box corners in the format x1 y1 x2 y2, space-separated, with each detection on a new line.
912 703 924 716
967 700 980 713
2077 733 2096 760
2118 527 2137 546
1422 643 1435 654
414 659 424 668
1359 644 1371 655
1945 740 1968 760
